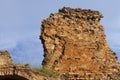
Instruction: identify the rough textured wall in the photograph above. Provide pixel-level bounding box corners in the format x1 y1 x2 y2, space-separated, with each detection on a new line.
40 7 120 79
0 51 12 66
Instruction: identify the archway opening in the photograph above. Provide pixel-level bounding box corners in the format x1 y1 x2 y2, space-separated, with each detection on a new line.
0 75 29 80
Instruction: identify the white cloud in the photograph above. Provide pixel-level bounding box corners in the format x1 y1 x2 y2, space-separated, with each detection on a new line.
9 40 43 66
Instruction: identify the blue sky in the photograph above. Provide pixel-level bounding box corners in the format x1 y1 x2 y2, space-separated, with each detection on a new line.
0 0 120 66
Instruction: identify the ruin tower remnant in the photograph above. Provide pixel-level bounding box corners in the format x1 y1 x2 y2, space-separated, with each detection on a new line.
40 7 120 79
0 51 12 66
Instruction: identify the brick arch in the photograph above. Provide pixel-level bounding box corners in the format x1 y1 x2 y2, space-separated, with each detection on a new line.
0 65 40 80
0 75 29 80
0 51 44 80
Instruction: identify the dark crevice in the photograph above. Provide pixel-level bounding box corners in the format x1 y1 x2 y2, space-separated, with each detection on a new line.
59 39 67 60
0 75 29 80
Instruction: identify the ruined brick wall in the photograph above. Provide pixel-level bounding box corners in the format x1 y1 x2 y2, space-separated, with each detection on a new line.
40 7 120 79
0 51 63 80
0 51 12 66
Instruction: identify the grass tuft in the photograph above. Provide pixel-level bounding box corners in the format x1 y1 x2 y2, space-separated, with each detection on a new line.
33 66 59 78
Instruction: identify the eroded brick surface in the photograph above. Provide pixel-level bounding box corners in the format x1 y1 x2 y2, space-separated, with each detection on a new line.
40 7 120 79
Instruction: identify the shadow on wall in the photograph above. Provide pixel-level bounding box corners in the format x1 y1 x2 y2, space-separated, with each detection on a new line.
0 75 28 80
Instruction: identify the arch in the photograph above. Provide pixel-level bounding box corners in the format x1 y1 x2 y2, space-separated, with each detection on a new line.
0 75 29 80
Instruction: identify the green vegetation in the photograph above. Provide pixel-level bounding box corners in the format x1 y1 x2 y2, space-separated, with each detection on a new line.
24 64 31 67
33 66 59 78
63 73 70 80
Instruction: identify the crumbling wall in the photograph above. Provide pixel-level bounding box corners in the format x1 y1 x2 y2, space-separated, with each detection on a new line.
0 51 12 66
0 51 51 80
40 7 120 79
